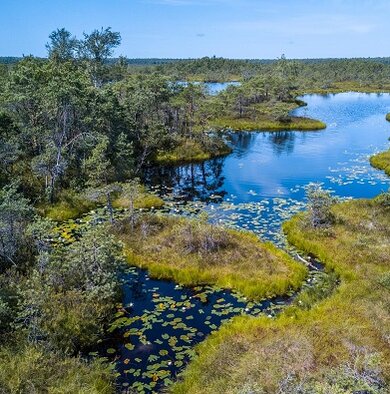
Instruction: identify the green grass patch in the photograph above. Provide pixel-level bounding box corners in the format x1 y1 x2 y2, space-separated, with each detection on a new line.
112 189 164 210
304 81 390 94
115 215 307 300
172 198 390 393
0 340 113 393
154 138 231 165
210 116 326 131
38 190 97 222
386 113 390 122
370 149 390 176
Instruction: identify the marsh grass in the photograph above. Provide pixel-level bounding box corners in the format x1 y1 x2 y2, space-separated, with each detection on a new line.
171 198 390 393
114 214 307 300
112 188 164 210
0 340 113 394
370 150 390 176
154 138 232 165
39 186 164 222
38 189 97 222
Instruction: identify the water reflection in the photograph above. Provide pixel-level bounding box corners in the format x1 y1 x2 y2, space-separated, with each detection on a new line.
268 131 296 156
144 157 227 201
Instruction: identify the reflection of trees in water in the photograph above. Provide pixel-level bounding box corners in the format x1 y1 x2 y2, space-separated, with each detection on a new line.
228 132 256 158
268 131 296 156
143 157 227 201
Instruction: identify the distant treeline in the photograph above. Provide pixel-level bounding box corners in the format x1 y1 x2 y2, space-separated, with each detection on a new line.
3 56 390 66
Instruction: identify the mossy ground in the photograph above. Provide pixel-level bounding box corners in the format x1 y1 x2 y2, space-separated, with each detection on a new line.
171 198 390 393
370 149 390 177
115 214 307 300
154 138 232 165
39 186 164 222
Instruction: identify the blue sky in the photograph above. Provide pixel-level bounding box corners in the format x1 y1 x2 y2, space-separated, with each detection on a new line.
1 0 389 59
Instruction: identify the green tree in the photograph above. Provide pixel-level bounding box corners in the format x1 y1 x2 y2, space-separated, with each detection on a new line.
46 28 78 61
80 27 121 87
0 183 33 270
85 136 118 222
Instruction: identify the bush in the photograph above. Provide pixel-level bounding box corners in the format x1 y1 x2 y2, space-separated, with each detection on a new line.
19 225 125 353
306 184 336 228
375 189 390 207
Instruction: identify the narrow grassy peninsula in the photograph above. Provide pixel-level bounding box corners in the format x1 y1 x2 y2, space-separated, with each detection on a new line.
115 215 307 300
370 149 390 176
210 116 326 131
172 196 390 393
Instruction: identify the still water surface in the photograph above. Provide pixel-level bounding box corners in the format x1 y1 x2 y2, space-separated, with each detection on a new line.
145 92 390 242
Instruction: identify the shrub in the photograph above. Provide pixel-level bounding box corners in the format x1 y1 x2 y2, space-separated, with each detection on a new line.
306 183 337 228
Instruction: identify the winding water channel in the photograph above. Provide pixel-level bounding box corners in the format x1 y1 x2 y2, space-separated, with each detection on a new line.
91 92 390 393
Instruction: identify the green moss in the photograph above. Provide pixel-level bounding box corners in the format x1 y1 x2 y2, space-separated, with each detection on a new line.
210 116 326 131
112 191 164 210
370 149 390 176
154 138 232 165
172 199 390 393
115 215 307 300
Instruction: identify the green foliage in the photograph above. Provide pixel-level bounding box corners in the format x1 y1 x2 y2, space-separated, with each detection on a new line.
19 225 125 353
46 28 78 61
0 183 34 270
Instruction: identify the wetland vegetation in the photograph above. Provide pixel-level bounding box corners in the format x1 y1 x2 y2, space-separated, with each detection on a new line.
1 26 390 394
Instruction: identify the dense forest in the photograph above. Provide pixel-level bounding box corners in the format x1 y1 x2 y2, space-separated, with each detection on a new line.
0 27 389 393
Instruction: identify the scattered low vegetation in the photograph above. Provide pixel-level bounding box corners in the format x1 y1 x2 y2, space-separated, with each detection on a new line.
171 196 390 393
114 214 307 300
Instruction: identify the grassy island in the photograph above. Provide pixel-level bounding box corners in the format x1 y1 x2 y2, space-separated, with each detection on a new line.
370 149 390 177
172 196 390 393
153 138 232 165
115 215 307 300
210 116 326 131
386 113 390 122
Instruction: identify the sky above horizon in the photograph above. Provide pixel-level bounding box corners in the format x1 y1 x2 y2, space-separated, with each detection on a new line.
1 0 389 59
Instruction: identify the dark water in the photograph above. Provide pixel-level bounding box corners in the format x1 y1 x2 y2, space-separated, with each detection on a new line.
104 267 309 392
145 93 390 243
